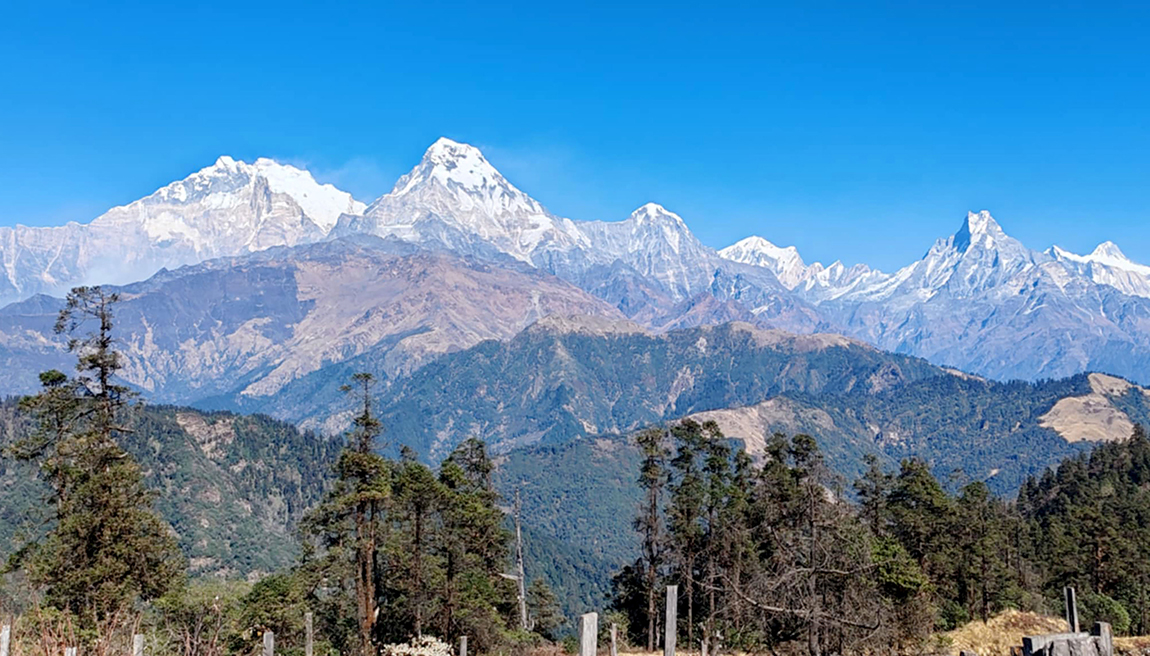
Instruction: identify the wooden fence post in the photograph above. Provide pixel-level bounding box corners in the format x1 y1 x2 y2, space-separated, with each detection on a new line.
579 613 598 656
0 624 10 656
610 623 617 656
460 635 467 656
664 585 678 656
133 634 144 656
263 630 275 656
305 613 313 656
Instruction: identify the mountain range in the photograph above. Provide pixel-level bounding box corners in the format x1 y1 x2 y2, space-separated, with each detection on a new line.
7 139 1150 617
4 137 1149 391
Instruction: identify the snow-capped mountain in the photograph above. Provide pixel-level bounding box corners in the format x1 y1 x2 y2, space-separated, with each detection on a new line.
717 235 883 298
8 136 1150 386
1049 241 1150 298
719 236 809 287
333 138 742 304
837 211 1041 305
0 157 363 305
332 138 589 263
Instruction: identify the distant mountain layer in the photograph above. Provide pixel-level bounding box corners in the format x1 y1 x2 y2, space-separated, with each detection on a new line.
0 237 625 433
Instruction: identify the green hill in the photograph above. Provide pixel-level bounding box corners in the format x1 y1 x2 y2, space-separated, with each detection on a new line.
0 401 341 578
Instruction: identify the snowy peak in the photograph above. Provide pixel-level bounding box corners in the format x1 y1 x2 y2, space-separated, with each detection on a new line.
148 156 364 231
613 203 699 255
387 137 523 199
423 137 488 170
1091 240 1132 263
1050 240 1146 272
719 236 808 288
953 210 1007 252
351 138 580 263
629 202 686 227
1049 239 1150 297
720 236 803 268
249 158 366 230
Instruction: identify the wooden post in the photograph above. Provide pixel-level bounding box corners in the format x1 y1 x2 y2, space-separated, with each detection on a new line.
664 585 678 656
0 624 10 656
579 613 598 656
263 630 275 656
305 613 314 656
133 634 144 656
610 623 617 656
459 636 467 656
1064 586 1080 633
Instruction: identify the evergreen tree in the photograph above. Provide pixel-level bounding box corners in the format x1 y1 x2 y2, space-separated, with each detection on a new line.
391 446 446 639
437 438 511 647
8 286 182 632
633 426 669 651
667 419 712 650
526 578 563 641
300 372 390 656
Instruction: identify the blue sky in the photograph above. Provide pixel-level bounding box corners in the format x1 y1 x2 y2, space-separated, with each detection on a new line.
2 0 1148 271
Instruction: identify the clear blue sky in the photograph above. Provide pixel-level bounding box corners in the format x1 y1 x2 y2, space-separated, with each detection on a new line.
2 0 1148 271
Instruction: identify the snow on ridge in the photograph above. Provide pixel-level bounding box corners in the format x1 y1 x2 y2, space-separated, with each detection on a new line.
250 158 365 230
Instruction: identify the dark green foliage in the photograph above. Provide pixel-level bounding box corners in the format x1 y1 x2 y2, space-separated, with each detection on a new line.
519 524 614 623
527 578 564 640
299 373 390 656
7 286 183 628
1020 424 1150 635
493 434 643 567
0 403 342 578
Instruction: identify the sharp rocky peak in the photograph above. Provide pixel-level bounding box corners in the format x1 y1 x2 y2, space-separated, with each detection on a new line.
387 137 512 197
953 210 1007 252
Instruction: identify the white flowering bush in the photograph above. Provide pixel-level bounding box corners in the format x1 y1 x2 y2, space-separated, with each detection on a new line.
380 636 454 656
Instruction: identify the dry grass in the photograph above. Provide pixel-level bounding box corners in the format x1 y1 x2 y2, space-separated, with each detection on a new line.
1116 635 1150 655
941 610 1069 656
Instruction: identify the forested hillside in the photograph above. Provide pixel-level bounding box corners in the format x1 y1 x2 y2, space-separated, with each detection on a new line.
0 401 340 577
376 317 941 460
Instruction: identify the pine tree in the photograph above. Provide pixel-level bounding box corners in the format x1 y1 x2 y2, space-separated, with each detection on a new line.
526 578 563 640
668 420 709 650
9 286 182 632
300 372 391 656
392 446 445 638
633 426 669 651
437 438 511 647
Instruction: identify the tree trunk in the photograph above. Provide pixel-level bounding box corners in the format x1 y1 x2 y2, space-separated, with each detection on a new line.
414 506 424 637
356 500 376 656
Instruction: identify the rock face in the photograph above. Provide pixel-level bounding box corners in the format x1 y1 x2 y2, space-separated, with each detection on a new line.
0 237 625 419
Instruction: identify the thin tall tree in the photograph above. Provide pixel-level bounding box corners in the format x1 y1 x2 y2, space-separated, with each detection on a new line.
635 427 670 651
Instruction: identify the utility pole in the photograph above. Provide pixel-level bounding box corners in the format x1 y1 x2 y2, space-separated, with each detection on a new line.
514 489 529 631
499 488 530 631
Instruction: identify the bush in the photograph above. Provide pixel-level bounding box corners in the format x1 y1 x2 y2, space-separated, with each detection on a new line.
1078 592 1131 636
